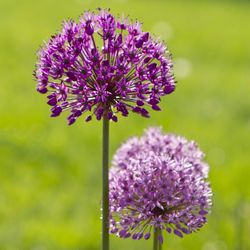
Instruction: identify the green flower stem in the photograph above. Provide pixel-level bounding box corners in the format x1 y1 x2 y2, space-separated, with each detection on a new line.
153 227 159 250
153 227 162 250
159 229 162 250
102 118 109 250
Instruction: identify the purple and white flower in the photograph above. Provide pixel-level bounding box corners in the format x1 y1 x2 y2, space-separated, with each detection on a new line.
109 127 212 243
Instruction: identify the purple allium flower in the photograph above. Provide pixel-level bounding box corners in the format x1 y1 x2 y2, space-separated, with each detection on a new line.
34 9 175 125
109 127 212 243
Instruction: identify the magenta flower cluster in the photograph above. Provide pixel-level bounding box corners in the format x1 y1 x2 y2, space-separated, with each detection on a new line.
34 9 175 125
109 127 212 243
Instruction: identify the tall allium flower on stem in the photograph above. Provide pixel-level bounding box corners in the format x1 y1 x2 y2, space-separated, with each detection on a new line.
109 127 212 249
34 9 175 250
35 9 175 124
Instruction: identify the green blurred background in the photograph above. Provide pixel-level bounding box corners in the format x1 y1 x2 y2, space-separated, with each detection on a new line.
0 0 249 249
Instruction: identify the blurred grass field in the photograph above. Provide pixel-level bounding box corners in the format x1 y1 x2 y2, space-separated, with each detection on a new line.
0 0 250 249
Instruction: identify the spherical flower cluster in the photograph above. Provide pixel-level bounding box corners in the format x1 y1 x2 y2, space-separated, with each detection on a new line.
109 127 212 243
34 9 175 125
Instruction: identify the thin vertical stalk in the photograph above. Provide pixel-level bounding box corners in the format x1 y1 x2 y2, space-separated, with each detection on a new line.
159 229 162 250
102 118 109 250
153 227 163 250
153 227 159 250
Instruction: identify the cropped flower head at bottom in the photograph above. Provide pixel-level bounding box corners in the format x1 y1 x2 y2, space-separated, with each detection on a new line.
109 127 212 243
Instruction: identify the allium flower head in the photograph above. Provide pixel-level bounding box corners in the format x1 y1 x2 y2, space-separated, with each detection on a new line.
34 9 175 124
109 127 212 243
